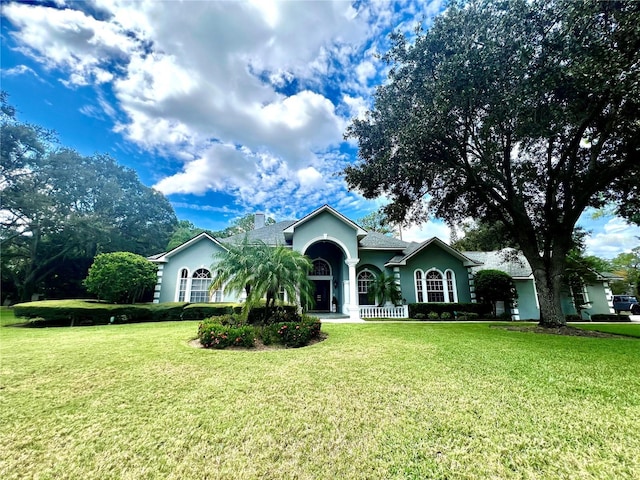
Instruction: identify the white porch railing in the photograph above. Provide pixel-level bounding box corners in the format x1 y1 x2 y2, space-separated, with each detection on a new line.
359 305 409 319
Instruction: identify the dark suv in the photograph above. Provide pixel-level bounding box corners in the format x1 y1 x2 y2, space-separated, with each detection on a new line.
612 295 638 313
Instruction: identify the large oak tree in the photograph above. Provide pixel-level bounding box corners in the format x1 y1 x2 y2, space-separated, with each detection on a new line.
344 0 640 327
1 96 177 302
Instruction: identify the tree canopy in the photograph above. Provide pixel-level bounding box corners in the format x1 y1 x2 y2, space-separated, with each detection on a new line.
344 0 640 327
357 210 397 236
1 95 177 302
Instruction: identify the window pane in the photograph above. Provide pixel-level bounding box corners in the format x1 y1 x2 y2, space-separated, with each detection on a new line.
426 271 444 302
415 271 424 303
190 269 211 303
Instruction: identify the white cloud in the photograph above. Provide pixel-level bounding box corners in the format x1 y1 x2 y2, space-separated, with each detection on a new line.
585 218 640 259
401 220 452 244
3 0 446 217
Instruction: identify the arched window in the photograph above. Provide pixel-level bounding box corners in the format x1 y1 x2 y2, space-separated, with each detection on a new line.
311 259 331 276
190 268 211 303
415 270 424 303
446 270 457 303
358 270 375 305
177 268 189 302
426 270 445 302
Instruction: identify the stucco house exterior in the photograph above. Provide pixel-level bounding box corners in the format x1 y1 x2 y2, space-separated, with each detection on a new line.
149 205 617 321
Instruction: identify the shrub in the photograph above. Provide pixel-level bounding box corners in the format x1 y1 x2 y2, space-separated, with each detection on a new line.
565 314 581 322
591 313 630 322
440 312 452 320
427 311 440 320
84 252 157 304
260 315 321 348
474 270 517 317
414 313 426 320
197 321 255 349
457 312 479 320
409 302 492 318
247 305 299 325
181 304 241 320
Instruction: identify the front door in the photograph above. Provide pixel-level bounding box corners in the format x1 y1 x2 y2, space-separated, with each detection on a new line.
312 280 330 311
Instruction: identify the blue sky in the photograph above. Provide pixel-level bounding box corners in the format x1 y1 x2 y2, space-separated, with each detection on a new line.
1 0 638 258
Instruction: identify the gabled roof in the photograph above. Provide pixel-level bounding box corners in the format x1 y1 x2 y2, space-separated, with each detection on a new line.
283 204 368 240
385 237 482 267
148 232 227 263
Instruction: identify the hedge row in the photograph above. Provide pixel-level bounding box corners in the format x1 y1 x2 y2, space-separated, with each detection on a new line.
13 301 187 326
12 301 305 327
408 302 493 318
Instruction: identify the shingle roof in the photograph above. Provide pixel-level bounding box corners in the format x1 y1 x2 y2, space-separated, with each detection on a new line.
222 220 297 246
359 231 410 249
462 250 533 278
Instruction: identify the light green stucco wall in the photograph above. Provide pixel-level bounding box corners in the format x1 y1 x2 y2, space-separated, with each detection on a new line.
514 279 540 320
398 243 471 304
157 238 229 303
292 211 359 259
358 250 395 272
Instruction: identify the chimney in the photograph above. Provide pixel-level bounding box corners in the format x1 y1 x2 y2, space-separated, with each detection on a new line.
254 213 265 230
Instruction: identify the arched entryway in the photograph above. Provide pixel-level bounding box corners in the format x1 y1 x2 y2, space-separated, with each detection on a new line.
305 241 347 313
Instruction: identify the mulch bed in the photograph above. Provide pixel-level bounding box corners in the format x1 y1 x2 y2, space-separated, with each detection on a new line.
494 325 624 338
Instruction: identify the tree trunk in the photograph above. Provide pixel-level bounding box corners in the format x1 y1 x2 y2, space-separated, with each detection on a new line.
531 263 567 327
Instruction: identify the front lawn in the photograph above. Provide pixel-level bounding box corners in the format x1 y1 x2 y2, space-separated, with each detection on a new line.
1 318 639 479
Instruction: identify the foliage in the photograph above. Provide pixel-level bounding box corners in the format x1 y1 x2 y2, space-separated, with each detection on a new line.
591 314 631 322
1 95 177 302
408 302 492 319
13 300 186 326
451 220 516 251
609 247 640 296
84 252 157 304
197 313 320 349
357 210 396 236
261 315 322 348
165 220 216 250
212 238 313 317
344 1 640 327
247 305 299 325
367 271 402 306
180 303 241 320
474 270 518 317
197 320 255 349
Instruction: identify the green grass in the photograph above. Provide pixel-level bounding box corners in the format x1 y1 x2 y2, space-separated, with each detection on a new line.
575 322 640 338
1 315 639 479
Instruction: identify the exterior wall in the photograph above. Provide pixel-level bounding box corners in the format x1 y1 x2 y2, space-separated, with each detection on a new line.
398 243 471 304
514 279 540 320
157 238 230 303
561 282 615 319
358 250 395 272
292 211 359 260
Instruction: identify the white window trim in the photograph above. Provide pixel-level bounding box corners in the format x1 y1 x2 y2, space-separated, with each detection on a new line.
310 258 332 277
414 268 457 303
357 268 377 306
175 267 191 302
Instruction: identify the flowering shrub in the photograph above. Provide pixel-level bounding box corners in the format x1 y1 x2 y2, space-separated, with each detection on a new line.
273 316 322 348
197 315 321 349
197 321 255 349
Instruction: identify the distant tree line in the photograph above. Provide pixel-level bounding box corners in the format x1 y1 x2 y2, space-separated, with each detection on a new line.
1 93 178 303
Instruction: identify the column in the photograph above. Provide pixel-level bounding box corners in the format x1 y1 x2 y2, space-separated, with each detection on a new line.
345 258 360 320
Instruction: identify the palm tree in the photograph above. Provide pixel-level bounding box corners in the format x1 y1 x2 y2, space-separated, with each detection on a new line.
368 271 402 306
211 238 314 317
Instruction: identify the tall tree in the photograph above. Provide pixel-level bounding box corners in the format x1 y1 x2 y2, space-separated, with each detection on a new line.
357 210 397 236
451 219 516 251
610 247 640 296
344 0 640 327
215 214 276 238
1 96 177 302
